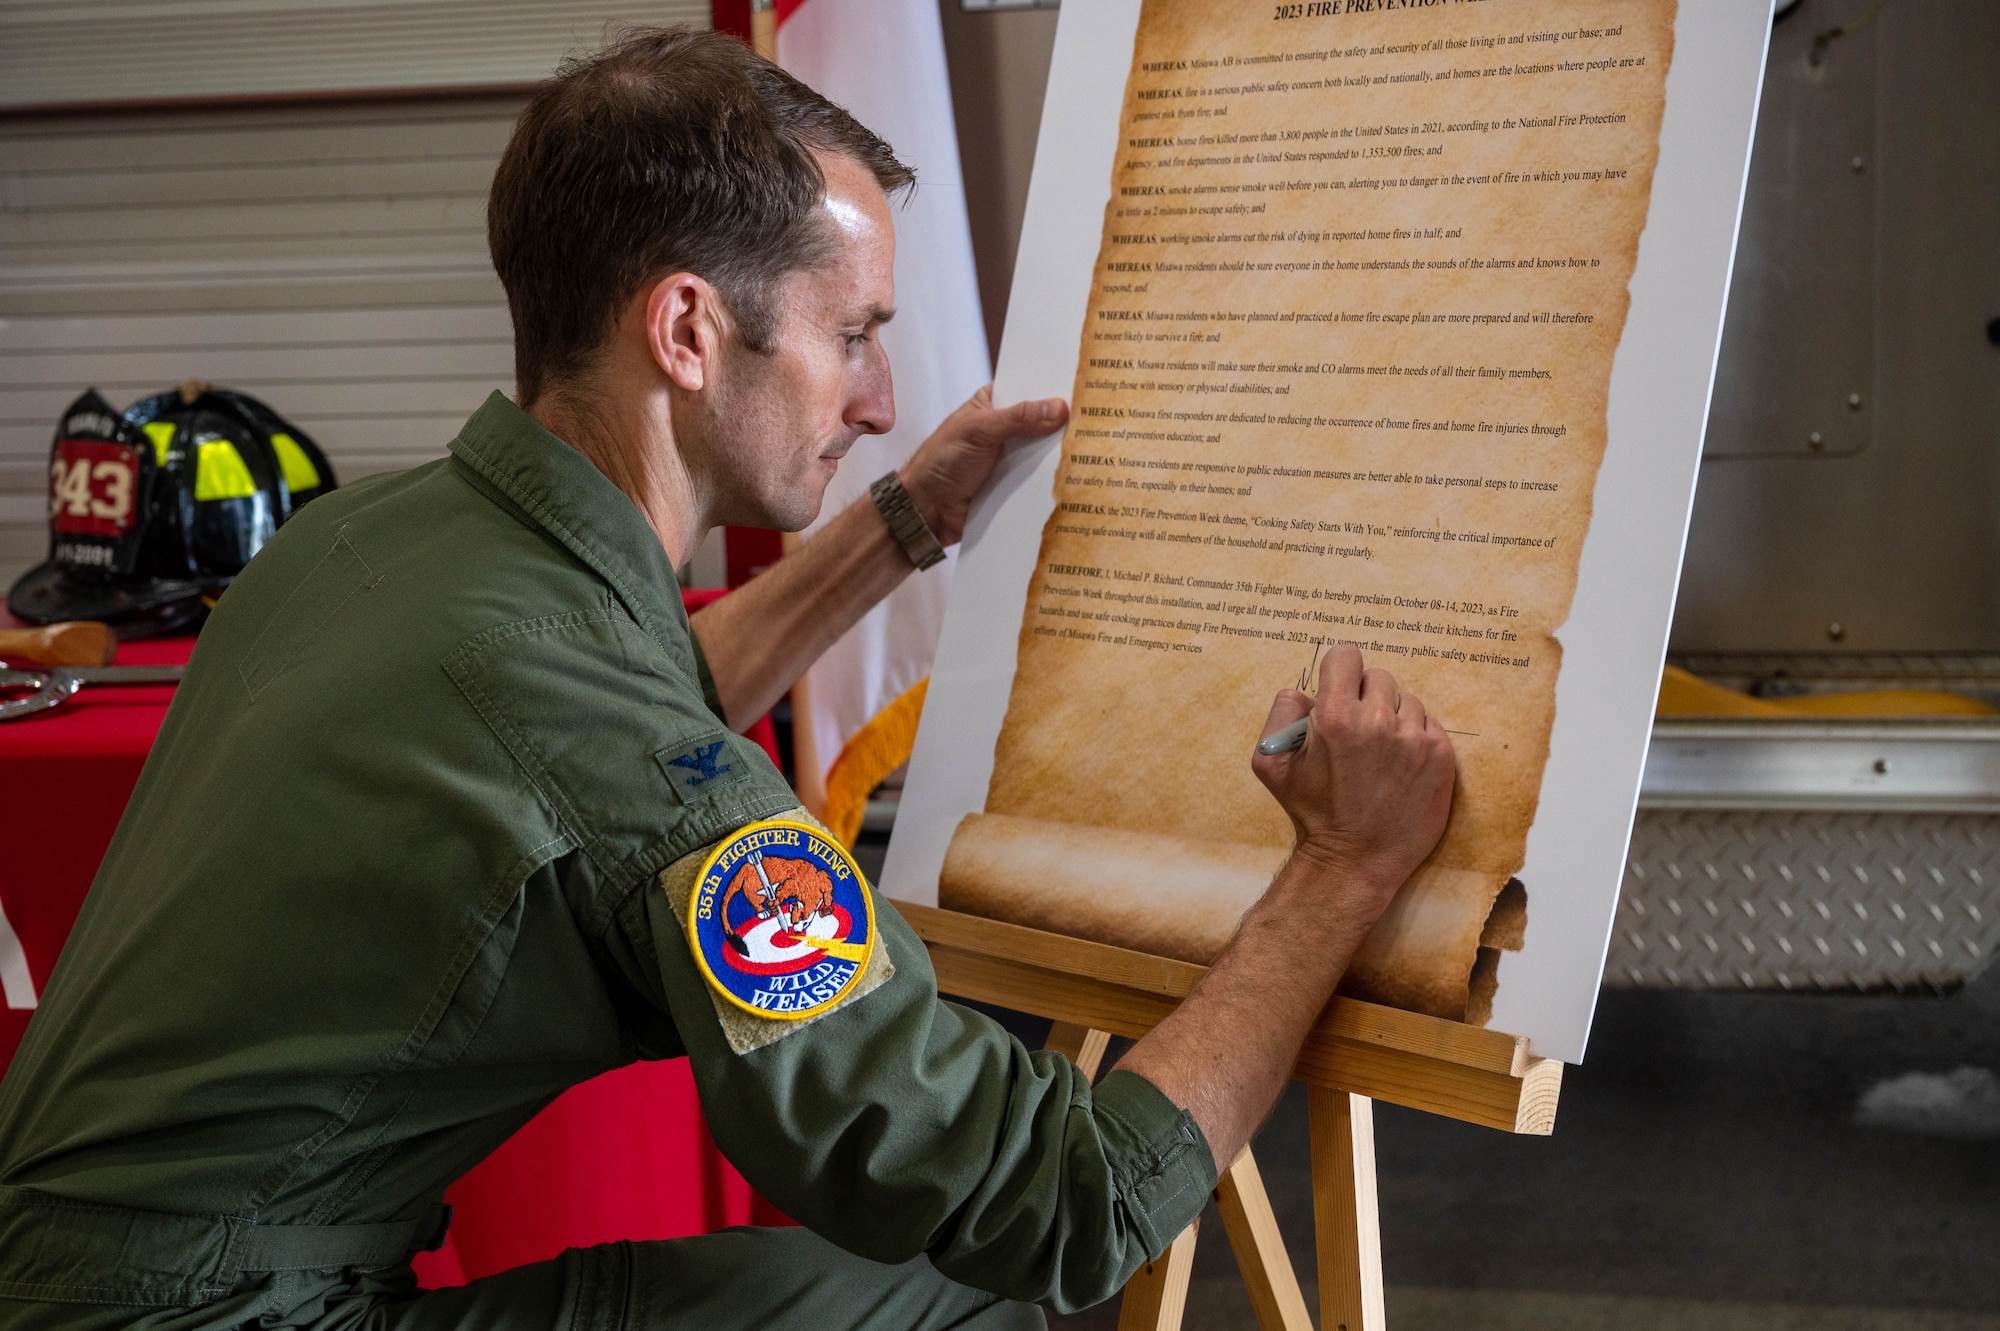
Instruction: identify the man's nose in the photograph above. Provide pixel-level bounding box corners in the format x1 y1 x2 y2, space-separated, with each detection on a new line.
847 341 895 437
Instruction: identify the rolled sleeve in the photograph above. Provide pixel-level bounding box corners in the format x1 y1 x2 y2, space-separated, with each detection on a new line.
1083 1070 1216 1261
608 854 1216 1312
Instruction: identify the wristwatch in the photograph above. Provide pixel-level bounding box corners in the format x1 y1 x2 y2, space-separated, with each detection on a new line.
870 472 947 571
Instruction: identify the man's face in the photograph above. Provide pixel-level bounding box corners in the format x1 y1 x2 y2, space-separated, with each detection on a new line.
696 152 897 532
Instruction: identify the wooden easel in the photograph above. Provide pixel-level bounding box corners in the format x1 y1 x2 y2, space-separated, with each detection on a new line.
899 903 1562 1331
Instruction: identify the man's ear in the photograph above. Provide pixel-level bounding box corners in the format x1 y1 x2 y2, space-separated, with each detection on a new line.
644 272 728 392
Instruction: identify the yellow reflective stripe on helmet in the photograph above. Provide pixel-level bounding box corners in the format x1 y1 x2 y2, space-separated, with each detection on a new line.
142 420 176 465
194 439 258 501
269 432 321 493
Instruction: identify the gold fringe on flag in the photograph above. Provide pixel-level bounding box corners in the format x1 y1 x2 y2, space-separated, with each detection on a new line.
821 678 929 848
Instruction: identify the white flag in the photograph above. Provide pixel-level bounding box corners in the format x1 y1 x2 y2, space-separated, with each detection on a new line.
776 0 990 843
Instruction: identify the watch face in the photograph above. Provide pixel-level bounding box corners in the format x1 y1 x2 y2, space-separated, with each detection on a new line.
873 474 944 568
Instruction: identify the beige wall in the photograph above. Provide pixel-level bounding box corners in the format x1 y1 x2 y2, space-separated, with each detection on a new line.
936 1 1059 363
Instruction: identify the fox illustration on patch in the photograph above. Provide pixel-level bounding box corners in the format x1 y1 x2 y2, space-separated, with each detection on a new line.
688 820 876 1020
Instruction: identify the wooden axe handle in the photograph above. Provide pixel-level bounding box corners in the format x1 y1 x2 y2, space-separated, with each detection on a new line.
0 620 116 667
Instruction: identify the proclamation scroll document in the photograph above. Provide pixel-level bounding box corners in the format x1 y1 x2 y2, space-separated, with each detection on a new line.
887 0 1768 1050
947 0 1671 1026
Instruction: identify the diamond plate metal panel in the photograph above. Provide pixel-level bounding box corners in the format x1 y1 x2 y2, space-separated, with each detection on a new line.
1609 810 2000 991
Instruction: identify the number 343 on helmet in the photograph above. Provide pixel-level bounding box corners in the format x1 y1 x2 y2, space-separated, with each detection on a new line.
8 384 337 638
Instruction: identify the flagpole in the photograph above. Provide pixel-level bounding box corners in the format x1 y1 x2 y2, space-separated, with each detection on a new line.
750 0 776 59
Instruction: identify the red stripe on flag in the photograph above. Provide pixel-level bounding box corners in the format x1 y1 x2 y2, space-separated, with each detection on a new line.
724 527 783 588
709 0 805 41
710 0 752 42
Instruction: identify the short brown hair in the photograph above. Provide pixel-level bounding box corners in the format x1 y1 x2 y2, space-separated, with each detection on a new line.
489 27 914 405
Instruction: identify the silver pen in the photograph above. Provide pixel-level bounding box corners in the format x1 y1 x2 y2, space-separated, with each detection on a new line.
1256 717 1311 756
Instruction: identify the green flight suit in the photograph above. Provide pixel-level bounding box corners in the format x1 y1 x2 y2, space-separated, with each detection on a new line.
0 393 1216 1331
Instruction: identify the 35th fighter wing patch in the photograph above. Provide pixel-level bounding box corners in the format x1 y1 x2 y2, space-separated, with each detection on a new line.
688 819 878 1023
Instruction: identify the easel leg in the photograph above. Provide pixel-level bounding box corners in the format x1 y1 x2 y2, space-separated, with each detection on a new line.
1115 1220 1199 1331
1308 1088 1385 1331
1215 1149 1314 1331
1044 1019 1111 1079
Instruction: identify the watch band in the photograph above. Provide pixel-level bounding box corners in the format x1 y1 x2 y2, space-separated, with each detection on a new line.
869 472 947 571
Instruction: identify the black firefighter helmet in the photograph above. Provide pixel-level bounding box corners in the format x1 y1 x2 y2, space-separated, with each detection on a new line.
7 383 338 638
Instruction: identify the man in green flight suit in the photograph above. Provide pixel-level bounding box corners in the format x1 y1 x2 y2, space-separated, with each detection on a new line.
0 28 1456 1331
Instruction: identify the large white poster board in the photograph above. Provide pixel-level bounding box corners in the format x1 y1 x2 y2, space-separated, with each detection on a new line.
883 0 1770 1063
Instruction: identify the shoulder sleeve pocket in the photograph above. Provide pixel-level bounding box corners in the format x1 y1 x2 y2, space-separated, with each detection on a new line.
238 528 381 701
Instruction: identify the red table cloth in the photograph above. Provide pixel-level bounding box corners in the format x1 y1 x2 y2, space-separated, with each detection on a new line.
0 591 787 1288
